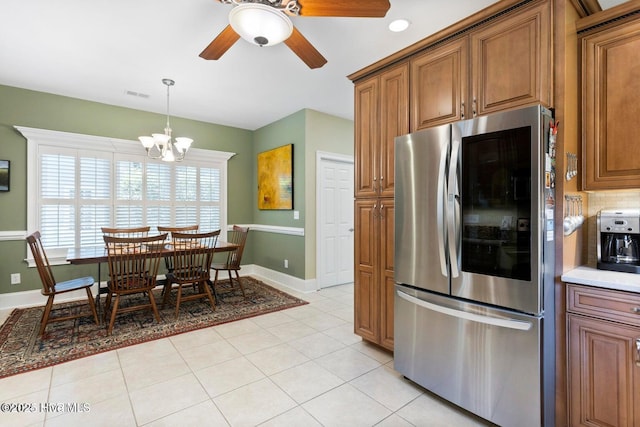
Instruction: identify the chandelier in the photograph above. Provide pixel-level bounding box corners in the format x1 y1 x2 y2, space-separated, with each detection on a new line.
139 79 192 162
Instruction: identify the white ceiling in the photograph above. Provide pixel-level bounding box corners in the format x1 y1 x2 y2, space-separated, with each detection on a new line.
0 0 503 130
0 1 628 131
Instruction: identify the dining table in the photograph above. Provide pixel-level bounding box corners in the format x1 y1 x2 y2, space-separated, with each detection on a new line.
66 240 240 308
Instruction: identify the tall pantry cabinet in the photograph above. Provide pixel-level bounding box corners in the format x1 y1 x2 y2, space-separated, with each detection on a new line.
353 63 408 350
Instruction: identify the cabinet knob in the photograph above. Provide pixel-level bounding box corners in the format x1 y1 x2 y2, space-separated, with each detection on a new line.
632 307 640 314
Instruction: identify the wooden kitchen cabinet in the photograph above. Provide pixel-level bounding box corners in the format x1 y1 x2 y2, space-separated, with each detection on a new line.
354 198 395 350
410 0 551 132
353 62 406 350
354 62 409 198
580 7 640 190
411 37 468 130
470 0 551 117
351 0 552 352
567 284 640 426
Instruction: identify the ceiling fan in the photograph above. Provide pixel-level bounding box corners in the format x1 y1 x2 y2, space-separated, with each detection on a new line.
199 0 391 69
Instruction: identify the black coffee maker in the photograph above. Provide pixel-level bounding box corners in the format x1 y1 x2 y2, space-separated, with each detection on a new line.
597 209 640 273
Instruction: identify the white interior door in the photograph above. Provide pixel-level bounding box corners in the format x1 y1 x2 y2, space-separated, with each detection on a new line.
317 153 354 289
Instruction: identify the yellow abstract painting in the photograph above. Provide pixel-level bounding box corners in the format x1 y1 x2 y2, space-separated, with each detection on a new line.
257 144 293 210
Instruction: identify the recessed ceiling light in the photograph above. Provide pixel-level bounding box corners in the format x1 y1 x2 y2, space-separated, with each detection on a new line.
389 19 410 32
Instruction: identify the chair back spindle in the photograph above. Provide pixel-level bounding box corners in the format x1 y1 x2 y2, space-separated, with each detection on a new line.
103 234 167 293
26 231 56 295
162 230 220 317
171 230 219 283
226 225 249 268
157 225 200 273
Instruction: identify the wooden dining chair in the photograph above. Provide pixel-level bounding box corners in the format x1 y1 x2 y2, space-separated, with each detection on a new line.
103 233 167 335
26 231 100 335
211 225 249 297
162 230 219 317
101 226 150 238
157 225 199 275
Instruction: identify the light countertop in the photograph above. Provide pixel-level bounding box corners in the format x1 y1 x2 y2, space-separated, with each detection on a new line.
561 265 640 294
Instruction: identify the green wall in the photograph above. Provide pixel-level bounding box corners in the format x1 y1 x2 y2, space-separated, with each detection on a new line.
251 110 307 278
0 85 354 294
249 109 354 280
0 84 253 295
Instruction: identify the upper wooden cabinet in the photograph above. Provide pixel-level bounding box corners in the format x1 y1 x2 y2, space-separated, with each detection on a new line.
471 1 551 116
580 7 640 190
411 38 469 130
354 62 409 198
410 0 551 132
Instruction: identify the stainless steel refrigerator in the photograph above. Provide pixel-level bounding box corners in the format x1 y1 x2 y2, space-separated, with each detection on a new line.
394 105 556 427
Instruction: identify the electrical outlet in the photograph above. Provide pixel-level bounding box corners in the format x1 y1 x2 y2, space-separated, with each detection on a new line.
10 273 21 285
284 259 289 268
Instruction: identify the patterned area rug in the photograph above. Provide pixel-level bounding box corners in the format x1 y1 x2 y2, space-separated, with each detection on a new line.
0 277 307 379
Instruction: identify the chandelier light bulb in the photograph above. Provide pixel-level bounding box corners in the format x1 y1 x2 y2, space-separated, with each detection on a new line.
138 79 192 162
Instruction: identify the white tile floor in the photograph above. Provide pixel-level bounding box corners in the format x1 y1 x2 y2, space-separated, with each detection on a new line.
0 281 492 427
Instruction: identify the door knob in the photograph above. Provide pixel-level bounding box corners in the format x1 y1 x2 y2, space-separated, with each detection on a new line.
349 228 354 232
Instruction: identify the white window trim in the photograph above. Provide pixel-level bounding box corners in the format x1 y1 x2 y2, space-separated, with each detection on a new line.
16 125 235 266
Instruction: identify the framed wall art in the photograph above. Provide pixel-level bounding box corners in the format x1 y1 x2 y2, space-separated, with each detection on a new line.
257 144 293 210
0 160 9 192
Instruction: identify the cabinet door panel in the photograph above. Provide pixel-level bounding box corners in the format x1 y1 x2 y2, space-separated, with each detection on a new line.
355 77 379 197
568 314 640 427
582 20 640 190
379 64 409 197
471 1 550 116
411 38 468 130
354 200 379 342
380 200 395 350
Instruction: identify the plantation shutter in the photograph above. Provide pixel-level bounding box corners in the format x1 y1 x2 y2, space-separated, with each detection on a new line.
23 126 232 257
79 155 111 246
40 150 76 248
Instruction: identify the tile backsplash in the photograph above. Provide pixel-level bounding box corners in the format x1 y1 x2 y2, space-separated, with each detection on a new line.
586 190 640 265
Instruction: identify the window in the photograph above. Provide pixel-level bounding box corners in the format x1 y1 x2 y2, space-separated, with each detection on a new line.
19 126 234 264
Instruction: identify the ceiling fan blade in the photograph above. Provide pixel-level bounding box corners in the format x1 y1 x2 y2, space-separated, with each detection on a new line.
296 0 390 17
284 27 327 69
199 25 240 60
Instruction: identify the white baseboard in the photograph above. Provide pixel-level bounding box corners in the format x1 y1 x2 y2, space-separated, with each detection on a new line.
0 265 316 311
240 264 317 294
0 284 102 311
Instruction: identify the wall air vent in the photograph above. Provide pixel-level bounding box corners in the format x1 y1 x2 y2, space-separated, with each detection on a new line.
125 90 150 99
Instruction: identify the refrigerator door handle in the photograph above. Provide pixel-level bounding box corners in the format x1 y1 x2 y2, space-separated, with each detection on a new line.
447 131 461 278
437 137 448 277
396 289 533 331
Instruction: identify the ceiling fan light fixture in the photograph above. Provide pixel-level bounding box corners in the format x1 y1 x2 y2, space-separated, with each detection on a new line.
229 3 293 47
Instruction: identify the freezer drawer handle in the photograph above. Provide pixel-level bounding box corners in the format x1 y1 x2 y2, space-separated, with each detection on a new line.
397 290 533 331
